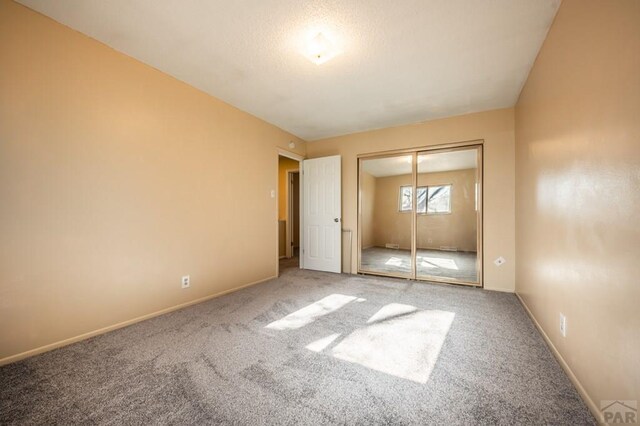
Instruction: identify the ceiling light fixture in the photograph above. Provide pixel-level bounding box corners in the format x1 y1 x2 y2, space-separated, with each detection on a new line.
304 32 339 65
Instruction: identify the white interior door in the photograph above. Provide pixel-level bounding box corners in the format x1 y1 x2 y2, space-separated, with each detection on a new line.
302 155 341 273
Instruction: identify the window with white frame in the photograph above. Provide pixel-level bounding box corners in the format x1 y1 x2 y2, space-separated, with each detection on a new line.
399 184 451 214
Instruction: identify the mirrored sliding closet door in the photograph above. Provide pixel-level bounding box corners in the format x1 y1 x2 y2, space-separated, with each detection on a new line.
358 144 482 287
359 154 415 279
415 146 481 285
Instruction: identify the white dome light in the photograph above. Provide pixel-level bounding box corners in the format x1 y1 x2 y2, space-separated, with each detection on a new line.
304 32 340 65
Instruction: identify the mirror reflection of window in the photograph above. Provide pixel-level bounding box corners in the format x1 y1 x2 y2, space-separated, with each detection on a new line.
426 185 451 214
399 186 412 212
398 185 451 214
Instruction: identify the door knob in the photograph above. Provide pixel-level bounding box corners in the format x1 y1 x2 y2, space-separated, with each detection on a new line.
334 218 340 223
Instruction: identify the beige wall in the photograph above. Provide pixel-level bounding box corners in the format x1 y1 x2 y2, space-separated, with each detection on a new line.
515 0 640 418
0 0 306 363
368 173 412 250
367 169 477 252
308 108 515 292
360 171 376 249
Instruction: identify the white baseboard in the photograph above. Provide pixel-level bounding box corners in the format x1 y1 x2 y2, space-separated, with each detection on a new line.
0 275 276 366
515 293 601 424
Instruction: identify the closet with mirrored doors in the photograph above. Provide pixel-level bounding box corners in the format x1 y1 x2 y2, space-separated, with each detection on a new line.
358 143 482 286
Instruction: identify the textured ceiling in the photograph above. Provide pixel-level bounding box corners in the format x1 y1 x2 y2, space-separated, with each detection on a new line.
18 0 560 141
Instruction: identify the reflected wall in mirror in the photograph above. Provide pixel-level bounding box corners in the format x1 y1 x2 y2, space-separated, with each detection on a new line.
416 148 480 284
359 155 413 278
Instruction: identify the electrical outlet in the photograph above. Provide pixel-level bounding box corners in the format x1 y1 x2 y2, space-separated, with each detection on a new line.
494 256 506 266
181 275 190 289
559 313 567 337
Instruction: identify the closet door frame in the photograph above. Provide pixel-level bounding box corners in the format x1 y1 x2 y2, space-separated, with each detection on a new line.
357 139 483 288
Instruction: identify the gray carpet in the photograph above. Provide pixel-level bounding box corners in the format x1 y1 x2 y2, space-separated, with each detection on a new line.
0 260 594 425
361 247 478 282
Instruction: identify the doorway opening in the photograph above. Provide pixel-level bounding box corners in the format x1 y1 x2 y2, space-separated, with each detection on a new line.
278 152 302 275
277 151 342 276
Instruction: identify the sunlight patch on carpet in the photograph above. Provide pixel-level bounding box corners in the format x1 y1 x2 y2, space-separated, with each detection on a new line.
366 303 418 324
265 294 358 330
331 304 455 383
305 333 342 352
